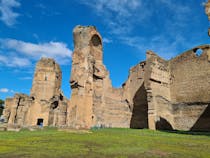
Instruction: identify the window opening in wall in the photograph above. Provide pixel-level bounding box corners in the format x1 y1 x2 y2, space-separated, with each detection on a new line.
91 34 102 47
195 48 203 57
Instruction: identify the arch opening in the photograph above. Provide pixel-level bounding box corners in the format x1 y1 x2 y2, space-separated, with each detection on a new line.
194 48 203 57
130 84 148 129
91 34 102 47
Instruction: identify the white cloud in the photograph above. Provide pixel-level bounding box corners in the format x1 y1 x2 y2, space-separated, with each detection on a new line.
0 88 9 93
80 0 140 17
103 37 113 44
0 0 20 26
79 0 206 59
0 54 31 67
0 39 72 65
13 57 31 67
79 0 147 36
19 77 32 80
80 0 191 37
201 0 208 6
0 88 15 93
119 33 199 60
2 39 72 58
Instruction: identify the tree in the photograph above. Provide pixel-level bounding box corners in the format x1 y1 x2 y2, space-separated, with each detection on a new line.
0 99 4 116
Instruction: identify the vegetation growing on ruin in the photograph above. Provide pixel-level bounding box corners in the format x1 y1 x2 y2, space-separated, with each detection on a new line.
0 128 210 158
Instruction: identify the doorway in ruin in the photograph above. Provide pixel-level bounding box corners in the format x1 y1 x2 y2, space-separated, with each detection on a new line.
130 84 148 129
37 118 44 126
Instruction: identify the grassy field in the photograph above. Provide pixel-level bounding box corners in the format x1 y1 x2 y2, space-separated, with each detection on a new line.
0 128 210 158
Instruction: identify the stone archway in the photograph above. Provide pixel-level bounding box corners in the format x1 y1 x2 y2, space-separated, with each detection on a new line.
91 34 102 47
130 84 148 129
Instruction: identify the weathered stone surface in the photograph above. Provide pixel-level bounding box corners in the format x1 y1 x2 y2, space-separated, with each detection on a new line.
205 0 210 36
205 0 210 21
144 45 210 131
67 26 210 131
122 62 148 129
3 58 68 127
30 58 62 100
3 1 210 131
3 32 210 132
3 94 33 126
67 26 132 129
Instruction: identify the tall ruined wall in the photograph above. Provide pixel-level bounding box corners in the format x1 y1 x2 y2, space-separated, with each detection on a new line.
144 51 171 130
143 46 210 131
138 1 210 131
206 0 210 20
67 26 132 129
30 58 62 100
28 58 67 127
170 46 210 103
67 26 101 128
122 62 148 128
3 94 33 126
3 58 68 127
3 22 210 131
123 62 146 110
168 46 210 131
205 0 210 35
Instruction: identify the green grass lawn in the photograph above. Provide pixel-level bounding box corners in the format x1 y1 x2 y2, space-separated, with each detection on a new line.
0 128 210 158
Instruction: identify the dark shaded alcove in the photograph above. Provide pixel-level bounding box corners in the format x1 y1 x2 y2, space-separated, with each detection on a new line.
156 117 173 130
37 118 44 126
51 101 59 109
191 104 210 131
130 83 148 129
91 34 102 47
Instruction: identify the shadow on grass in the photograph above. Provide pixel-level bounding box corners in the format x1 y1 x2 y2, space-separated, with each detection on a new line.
158 129 210 137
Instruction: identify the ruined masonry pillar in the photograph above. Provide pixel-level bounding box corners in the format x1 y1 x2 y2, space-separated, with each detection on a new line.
67 26 103 129
30 58 62 100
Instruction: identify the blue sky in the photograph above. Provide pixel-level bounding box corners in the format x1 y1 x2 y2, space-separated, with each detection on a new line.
0 0 209 100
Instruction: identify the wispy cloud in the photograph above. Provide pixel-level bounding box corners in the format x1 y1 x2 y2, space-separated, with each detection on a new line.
0 88 14 93
201 0 208 6
0 54 31 67
0 0 20 26
119 34 197 60
36 3 46 10
19 77 32 80
35 2 61 17
0 39 72 66
103 37 113 44
79 0 207 59
33 33 39 41
0 88 9 93
79 0 147 36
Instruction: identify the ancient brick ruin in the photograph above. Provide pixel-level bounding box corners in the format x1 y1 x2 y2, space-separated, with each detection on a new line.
2 1 210 131
3 58 68 128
